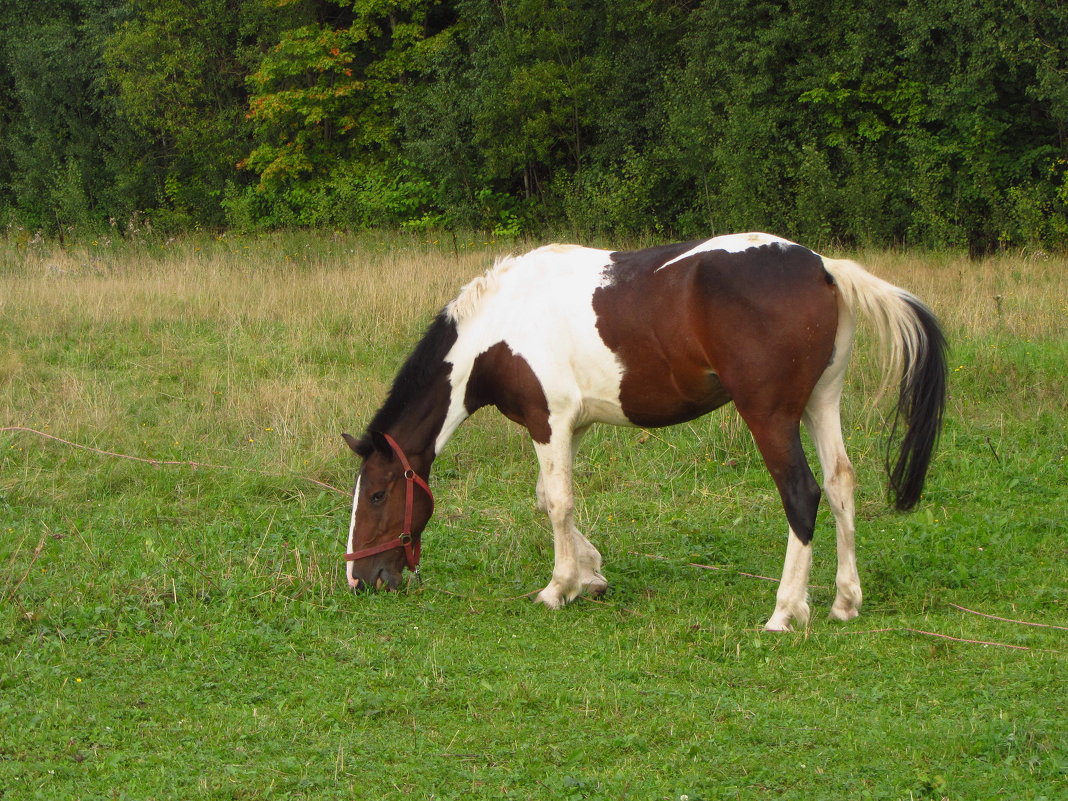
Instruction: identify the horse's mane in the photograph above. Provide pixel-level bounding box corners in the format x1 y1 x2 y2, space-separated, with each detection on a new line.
358 252 524 454
445 254 517 324
446 245 585 324
356 310 458 455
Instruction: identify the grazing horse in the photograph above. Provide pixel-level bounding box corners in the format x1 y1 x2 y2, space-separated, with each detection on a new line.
343 233 947 630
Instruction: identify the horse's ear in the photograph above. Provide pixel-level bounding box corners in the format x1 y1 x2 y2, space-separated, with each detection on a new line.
343 430 392 458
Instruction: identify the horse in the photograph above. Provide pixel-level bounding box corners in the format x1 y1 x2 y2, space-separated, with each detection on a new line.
342 232 947 631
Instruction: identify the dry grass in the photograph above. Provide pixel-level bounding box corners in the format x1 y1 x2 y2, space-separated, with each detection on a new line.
853 247 1067 341
0 234 502 478
2 234 1063 488
1 234 486 329
7 234 1061 338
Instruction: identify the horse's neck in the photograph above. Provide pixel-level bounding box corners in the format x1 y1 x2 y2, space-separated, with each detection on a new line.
432 358 474 457
402 318 491 459
388 368 459 467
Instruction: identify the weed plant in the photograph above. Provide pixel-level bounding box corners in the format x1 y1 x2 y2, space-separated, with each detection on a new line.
1 233 1065 799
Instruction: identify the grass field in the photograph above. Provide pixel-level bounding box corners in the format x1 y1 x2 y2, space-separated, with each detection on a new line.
1 232 1065 800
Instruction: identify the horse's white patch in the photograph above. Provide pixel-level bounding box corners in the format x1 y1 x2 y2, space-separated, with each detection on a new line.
764 527 812 631
446 244 590 324
435 244 629 454
656 232 795 271
346 476 361 587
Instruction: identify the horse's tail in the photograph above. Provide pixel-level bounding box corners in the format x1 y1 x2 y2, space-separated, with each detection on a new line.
822 258 948 511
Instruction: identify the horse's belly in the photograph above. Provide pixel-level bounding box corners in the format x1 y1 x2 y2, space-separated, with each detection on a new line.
578 396 633 427
573 361 731 429
617 369 732 428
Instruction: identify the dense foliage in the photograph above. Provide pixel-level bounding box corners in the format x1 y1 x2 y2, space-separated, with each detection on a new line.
1 0 1065 249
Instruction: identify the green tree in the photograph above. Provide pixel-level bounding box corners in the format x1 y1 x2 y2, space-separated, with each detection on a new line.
0 0 1063 245
657 0 1067 250
0 0 132 232
894 0 1068 250
399 0 683 233
236 0 453 228
102 0 284 229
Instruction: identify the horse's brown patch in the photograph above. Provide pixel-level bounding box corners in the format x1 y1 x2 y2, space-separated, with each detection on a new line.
464 342 552 443
595 242 840 541
595 243 838 428
593 246 734 427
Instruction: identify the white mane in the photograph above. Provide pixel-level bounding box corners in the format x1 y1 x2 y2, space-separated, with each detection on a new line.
445 255 517 323
445 244 585 324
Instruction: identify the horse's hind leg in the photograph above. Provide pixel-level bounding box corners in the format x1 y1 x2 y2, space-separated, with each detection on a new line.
768 523 814 631
532 426 607 608
803 364 862 621
736 410 821 631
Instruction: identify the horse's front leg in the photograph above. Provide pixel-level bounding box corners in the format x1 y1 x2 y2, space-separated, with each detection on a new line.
532 429 607 608
535 426 588 513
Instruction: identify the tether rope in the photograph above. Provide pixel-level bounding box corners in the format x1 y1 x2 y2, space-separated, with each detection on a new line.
0 426 349 497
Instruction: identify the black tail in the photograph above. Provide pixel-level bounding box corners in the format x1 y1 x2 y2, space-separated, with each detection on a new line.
887 297 948 510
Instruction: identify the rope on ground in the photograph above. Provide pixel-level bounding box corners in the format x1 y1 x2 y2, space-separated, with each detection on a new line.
836 627 1032 651
630 550 785 584
947 602 1068 632
0 425 350 497
630 550 1062 652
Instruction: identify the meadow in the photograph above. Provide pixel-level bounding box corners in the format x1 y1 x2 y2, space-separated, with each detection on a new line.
1 232 1065 800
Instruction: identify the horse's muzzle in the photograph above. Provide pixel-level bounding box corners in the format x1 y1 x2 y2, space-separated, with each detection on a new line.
349 567 402 593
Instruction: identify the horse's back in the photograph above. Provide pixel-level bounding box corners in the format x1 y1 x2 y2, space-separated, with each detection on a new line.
450 235 841 430
592 237 840 425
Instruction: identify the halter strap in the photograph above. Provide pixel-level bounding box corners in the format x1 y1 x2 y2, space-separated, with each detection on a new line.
344 433 433 573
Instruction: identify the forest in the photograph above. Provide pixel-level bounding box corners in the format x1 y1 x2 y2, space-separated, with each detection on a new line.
0 0 1065 251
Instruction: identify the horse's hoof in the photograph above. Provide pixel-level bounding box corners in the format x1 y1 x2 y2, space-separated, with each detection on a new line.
534 588 566 610
829 604 860 622
584 576 609 598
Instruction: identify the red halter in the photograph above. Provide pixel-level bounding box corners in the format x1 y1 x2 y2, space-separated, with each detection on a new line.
344 433 433 573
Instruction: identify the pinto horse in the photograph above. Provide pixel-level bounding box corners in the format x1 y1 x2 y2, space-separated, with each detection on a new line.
342 233 946 630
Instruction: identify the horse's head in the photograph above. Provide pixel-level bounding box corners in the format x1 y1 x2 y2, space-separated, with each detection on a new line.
342 431 434 591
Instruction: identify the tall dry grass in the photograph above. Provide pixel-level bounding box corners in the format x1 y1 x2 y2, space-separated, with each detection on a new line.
0 234 502 486
2 233 1063 495
854 247 1067 342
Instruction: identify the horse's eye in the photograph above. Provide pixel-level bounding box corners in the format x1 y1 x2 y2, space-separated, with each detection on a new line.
369 490 386 505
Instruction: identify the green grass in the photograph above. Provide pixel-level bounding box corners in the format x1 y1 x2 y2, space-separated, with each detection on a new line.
1 233 1065 800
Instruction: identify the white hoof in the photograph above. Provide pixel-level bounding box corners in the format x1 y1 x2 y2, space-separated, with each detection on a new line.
584 573 609 597
829 603 861 622
764 601 810 632
830 585 862 622
534 587 567 609
763 619 794 633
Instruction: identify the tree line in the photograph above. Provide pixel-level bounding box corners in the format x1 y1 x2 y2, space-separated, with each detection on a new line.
1 0 1065 251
